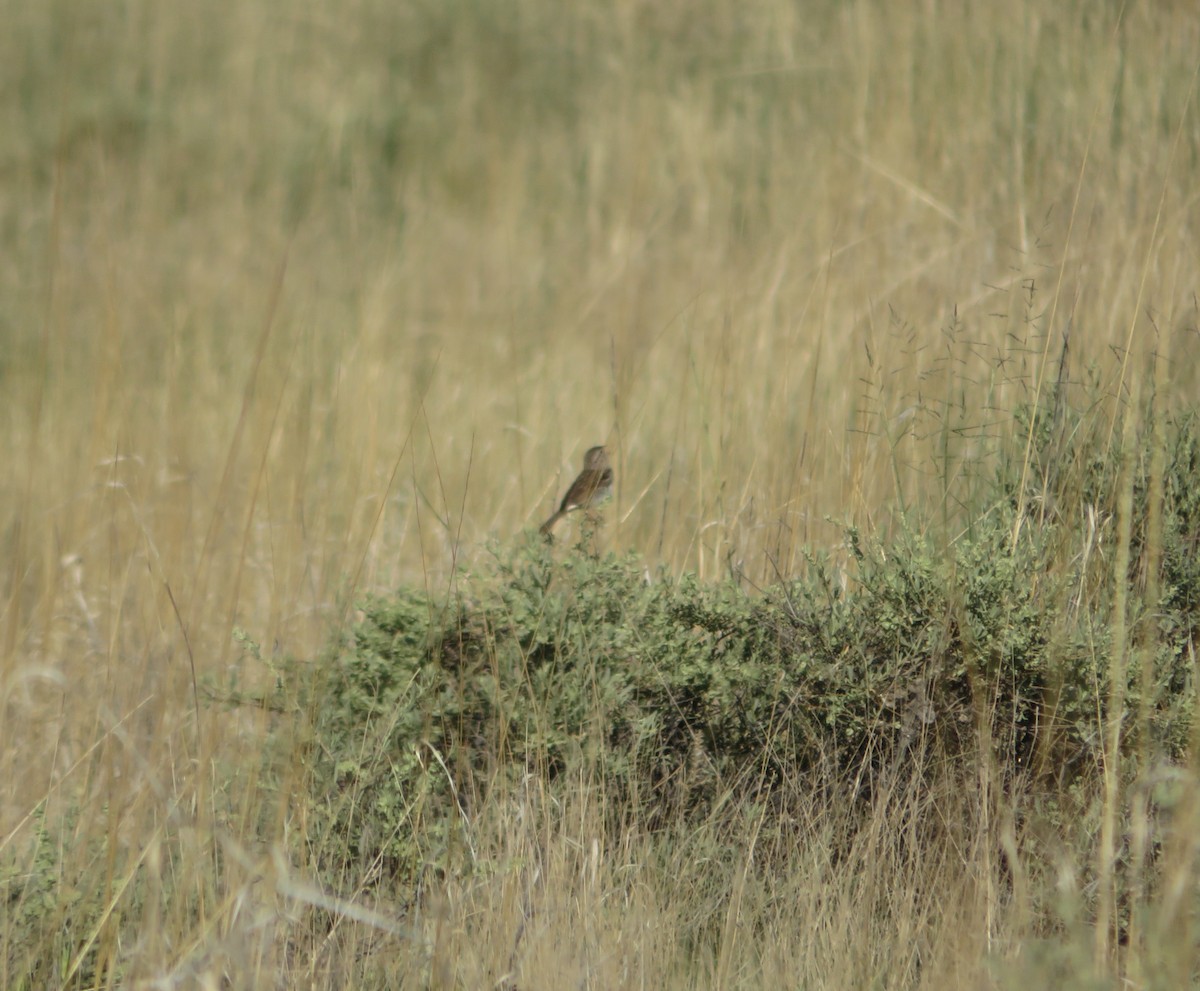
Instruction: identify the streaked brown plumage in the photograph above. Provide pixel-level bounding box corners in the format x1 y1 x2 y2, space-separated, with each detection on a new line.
539 445 613 536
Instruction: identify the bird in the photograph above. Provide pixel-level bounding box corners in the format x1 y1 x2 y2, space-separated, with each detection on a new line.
539 445 614 536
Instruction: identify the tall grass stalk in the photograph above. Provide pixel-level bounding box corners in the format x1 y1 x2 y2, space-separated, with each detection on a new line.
1094 369 1137 966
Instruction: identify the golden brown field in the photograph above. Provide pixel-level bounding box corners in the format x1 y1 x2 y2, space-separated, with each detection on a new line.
3 1 1200 986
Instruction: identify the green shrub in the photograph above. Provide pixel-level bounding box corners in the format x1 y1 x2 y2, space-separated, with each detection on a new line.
275 404 1200 887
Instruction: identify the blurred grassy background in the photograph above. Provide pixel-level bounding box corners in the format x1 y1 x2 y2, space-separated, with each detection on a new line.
2 0 1199 985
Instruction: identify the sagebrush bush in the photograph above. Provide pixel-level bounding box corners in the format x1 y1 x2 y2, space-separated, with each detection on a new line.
278 403 1199 888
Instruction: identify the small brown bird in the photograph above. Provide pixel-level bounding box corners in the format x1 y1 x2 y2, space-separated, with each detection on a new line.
539 445 614 536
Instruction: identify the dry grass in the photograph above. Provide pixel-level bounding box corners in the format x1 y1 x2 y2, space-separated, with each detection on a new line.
3 0 1200 986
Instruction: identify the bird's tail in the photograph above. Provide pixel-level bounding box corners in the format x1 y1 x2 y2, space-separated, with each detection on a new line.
539 510 565 537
